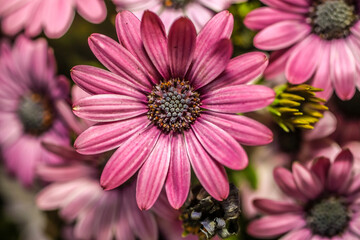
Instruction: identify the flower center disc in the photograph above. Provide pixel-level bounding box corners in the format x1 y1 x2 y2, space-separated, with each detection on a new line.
147 78 201 132
17 93 54 135
163 0 191 9
307 197 349 237
311 0 357 39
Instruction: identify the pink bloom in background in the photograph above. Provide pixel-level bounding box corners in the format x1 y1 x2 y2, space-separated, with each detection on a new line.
0 36 69 186
248 149 360 239
0 0 107 38
112 0 245 31
37 163 160 240
245 0 360 100
71 10 274 210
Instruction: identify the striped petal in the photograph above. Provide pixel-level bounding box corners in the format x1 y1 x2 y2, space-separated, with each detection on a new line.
71 65 145 101
254 20 311 50
136 133 171 210
202 112 273 146
73 94 147 122
191 118 248 170
74 116 149 155
184 130 229 201
141 11 170 79
202 85 275 113
88 33 152 92
188 38 233 90
115 10 160 83
165 133 191 209
100 126 161 190
168 17 196 78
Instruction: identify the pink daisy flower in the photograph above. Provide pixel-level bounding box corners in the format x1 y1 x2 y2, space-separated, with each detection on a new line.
112 0 245 31
0 36 69 186
0 0 107 38
71 10 275 210
248 149 360 239
245 0 360 100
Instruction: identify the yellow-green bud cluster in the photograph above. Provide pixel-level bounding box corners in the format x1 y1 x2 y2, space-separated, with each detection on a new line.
268 84 328 132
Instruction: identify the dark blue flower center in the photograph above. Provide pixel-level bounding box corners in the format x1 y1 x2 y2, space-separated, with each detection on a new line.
17 93 54 135
147 79 201 132
163 0 191 9
311 0 357 39
307 197 349 237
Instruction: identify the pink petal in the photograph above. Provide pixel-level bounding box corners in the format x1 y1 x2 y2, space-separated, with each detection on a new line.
168 17 197 79
254 20 311 50
281 0 310 7
202 112 273 146
245 7 305 30
349 216 360 237
37 164 95 182
184 130 229 201
76 0 107 23
71 65 146 101
280 228 312 240
202 85 275 113
37 180 86 210
350 21 360 39
203 51 269 91
197 0 230 11
292 162 323 200
55 100 87 135
260 0 309 13
92 193 118 240
43 0 75 38
136 134 171 210
311 40 333 100
264 47 294 79
100 126 161 190
41 141 94 162
331 40 356 100
165 133 191 209
191 118 248 170
327 149 354 192
305 111 336 141
75 116 149 155
1 2 34 36
184 2 213 32
194 11 233 65
141 11 170 80
310 157 330 186
31 38 54 85
247 214 306 238
3 135 41 186
274 167 307 201
158 8 183 32
124 186 158 240
346 174 360 195
115 10 160 83
188 39 233 90
73 94 147 122
88 33 152 92
285 34 322 84
60 187 100 222
254 199 302 214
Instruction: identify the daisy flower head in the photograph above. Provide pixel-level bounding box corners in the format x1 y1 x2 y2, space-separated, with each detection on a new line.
71 10 275 210
112 0 245 31
0 36 69 186
0 0 107 38
248 149 360 239
245 0 360 100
